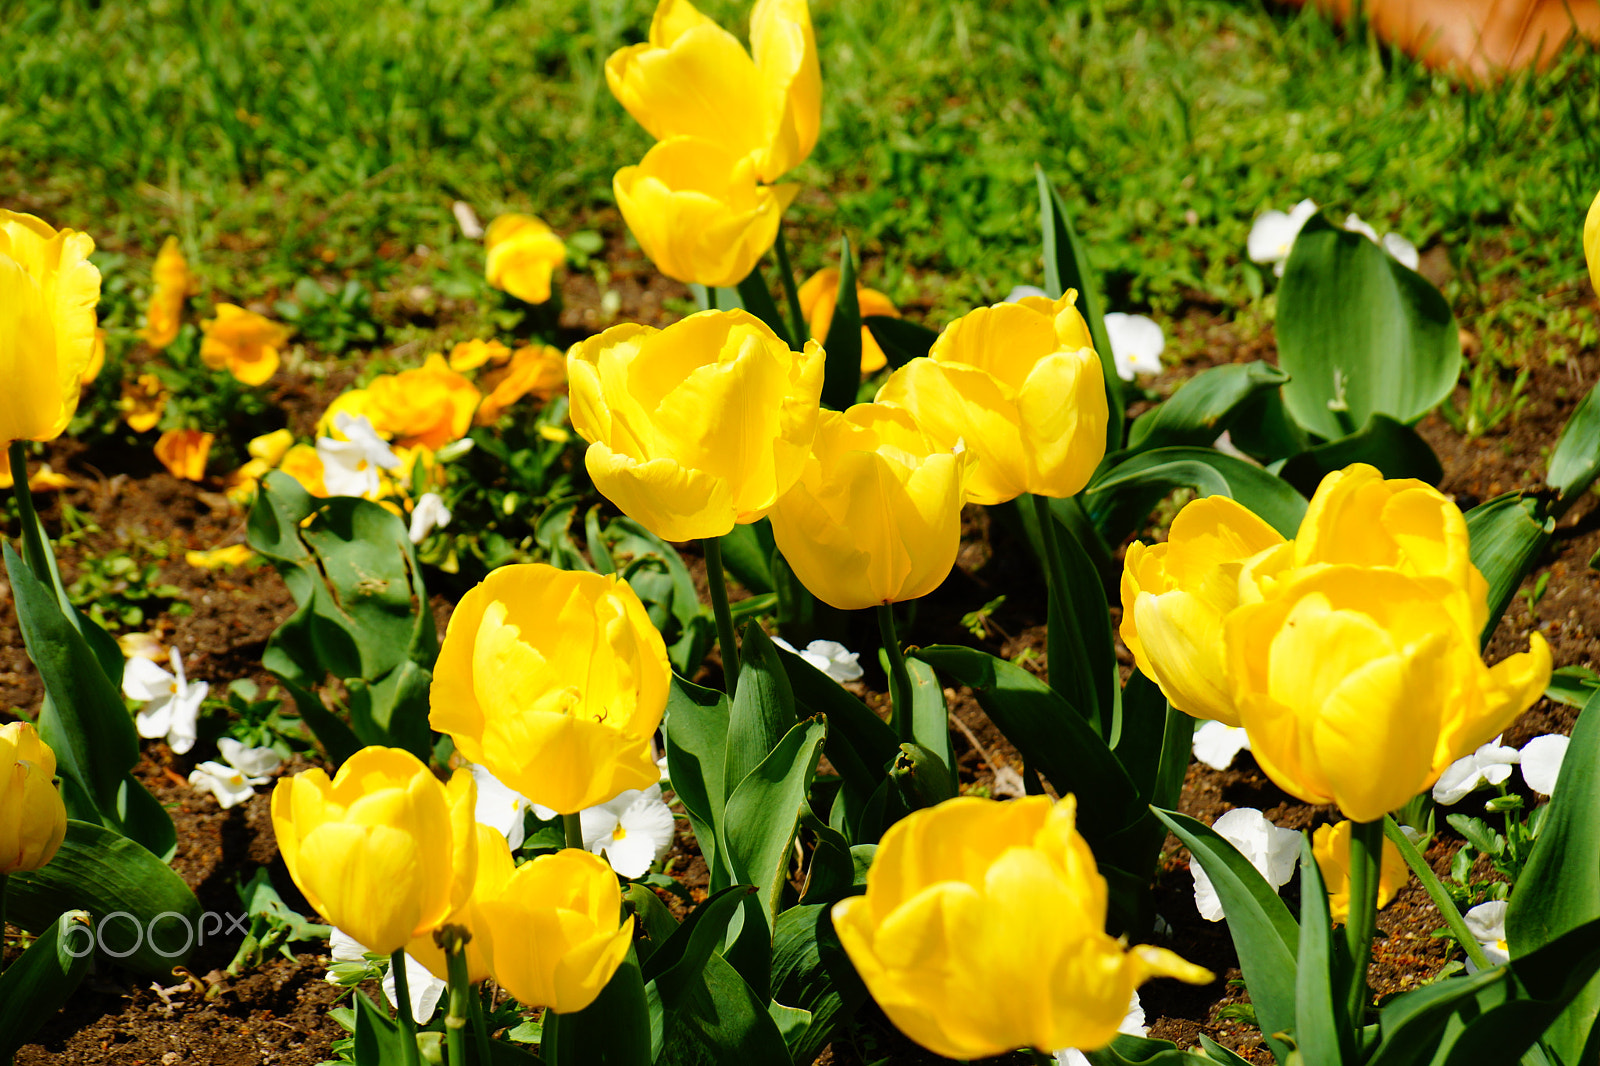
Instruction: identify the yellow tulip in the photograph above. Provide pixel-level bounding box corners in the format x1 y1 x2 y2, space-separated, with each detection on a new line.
875 291 1108 504
1311 820 1410 923
200 304 290 386
474 848 633 1013
797 267 900 375
767 403 971 611
568 309 824 541
120 372 168 433
365 355 481 451
429 564 671 814
448 338 513 373
0 721 67 875
606 0 820 183
83 327 105 385
1120 496 1287 727
475 344 567 426
834 795 1210 1061
406 824 516 986
0 210 101 445
1225 565 1551 823
279 443 327 497
614 137 798 288
154 428 214 482
484 216 566 306
141 236 194 350
1586 187 1599 297
271 746 477 957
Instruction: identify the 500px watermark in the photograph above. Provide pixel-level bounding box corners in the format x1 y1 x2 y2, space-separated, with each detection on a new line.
62 911 249 960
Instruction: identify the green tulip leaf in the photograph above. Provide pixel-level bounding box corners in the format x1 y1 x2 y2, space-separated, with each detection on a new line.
724 623 800 799
906 655 954 773
722 716 828 931
888 741 958 811
662 676 733 890
735 263 796 349
772 903 869 1065
351 990 406 1066
1465 492 1554 648
864 315 938 370
820 235 862 411
542 946 651 1066
1294 832 1353 1066
1037 165 1123 453
1507 684 1600 1063
1123 361 1291 455
1087 446 1308 541
1036 496 1120 738
1365 966 1508 1066
1153 808 1299 1064
1549 376 1600 506
0 909 94 1059
718 522 777 596
1276 212 1461 440
1084 1034 1220 1065
7 818 203 976
778 644 898 829
1277 413 1444 496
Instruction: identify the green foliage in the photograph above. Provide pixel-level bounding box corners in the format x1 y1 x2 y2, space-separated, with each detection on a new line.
274 277 380 354
0 910 94 1061
225 867 331 975
65 549 183 632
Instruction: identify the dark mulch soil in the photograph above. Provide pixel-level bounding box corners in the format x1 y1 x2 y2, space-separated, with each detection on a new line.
2 252 1596 1063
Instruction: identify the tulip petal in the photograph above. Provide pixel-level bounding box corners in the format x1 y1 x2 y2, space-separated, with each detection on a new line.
584 444 736 542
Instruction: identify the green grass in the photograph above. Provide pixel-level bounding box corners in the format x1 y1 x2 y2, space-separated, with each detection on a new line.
3 0 1597 361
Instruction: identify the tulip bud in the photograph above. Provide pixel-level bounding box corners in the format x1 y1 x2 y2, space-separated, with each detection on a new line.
271 746 477 956
1120 496 1288 726
0 722 67 875
429 564 671 814
614 137 798 289
484 215 566 306
0 210 102 444
1311 821 1410 923
768 403 971 611
876 291 1108 504
568 309 824 541
605 0 820 183
474 848 634 1014
833 795 1211 1061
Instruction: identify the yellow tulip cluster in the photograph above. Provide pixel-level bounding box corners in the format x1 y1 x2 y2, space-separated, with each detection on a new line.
1 721 68 876
272 746 630 1012
834 795 1212 1060
607 0 820 287
1121 464 1551 822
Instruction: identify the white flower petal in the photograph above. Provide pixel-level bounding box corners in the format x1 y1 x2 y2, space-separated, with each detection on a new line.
135 700 176 741
1193 808 1299 922
1464 900 1508 943
189 762 258 809
802 640 863 683
381 952 446 1023
452 201 485 240
122 656 177 701
1191 859 1225 922
1343 213 1380 243
1382 232 1420 270
329 928 368 965
470 763 533 850
408 493 452 544
1248 199 1318 265
1520 734 1570 796
218 738 283 778
1193 720 1250 771
1104 313 1165 382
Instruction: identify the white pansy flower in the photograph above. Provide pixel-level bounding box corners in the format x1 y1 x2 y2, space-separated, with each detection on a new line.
1103 312 1165 381
1055 993 1145 1065
317 413 400 499
1463 901 1511 973
123 647 208 755
1005 284 1050 303
329 929 445 1021
1432 737 1519 805
189 738 281 809
773 637 864 683
1193 720 1251 771
408 492 452 544
1192 808 1300 922
579 784 676 878
452 201 485 240
471 763 539 850
1247 198 1319 275
1344 214 1420 270
1519 734 1570 796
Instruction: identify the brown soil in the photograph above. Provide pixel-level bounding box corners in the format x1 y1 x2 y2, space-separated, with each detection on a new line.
2 249 1596 1064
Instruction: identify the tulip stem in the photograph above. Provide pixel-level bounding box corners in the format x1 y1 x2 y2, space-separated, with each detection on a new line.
7 440 52 584
1344 818 1384 1027
563 811 584 851
1382 817 1495 973
772 227 808 351
877 605 916 745
391 949 422 1066
703 536 741 698
442 931 471 1066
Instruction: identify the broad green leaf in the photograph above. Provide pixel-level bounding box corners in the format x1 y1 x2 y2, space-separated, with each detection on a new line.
916 647 1142 843
1123 362 1291 454
820 236 862 411
1367 967 1508 1066
1549 376 1600 506
1036 165 1123 453
723 623 798 799
7 819 203 975
718 522 776 595
722 716 828 930
798 805 856 904
736 263 795 349
1295 833 1353 1066
1037 495 1118 737
1506 684 1600 1062
773 903 869 1066
1197 1034 1256 1066
542 946 651 1066
1547 666 1600 709
662 677 733 889
1278 413 1444 496
352 989 406 1066
1087 446 1308 542
625 882 680 965
1466 493 1554 648
1154 808 1300 1064
0 909 94 1059
864 315 938 370
906 655 954 773
270 671 362 766
4 542 144 837
1277 213 1461 439
640 886 753 987
1211 382 1311 464
778 644 898 820
1113 673 1187 805
658 951 792 1066
1085 1034 1219 1065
